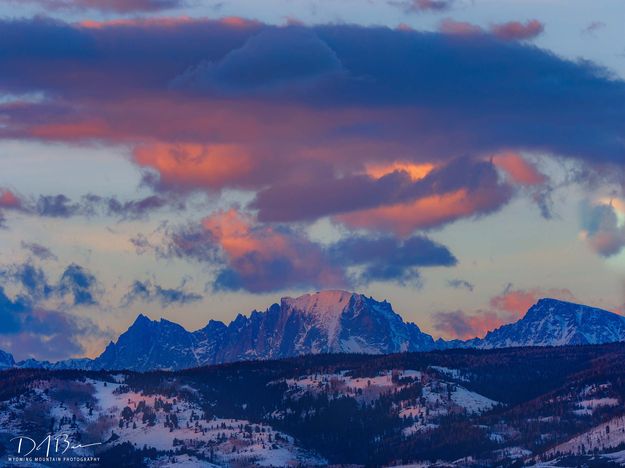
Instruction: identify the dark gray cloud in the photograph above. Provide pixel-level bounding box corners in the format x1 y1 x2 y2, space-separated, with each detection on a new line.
447 279 474 292
330 235 457 285
580 200 625 257
389 0 455 13
21 241 58 261
13 0 184 13
0 19 622 165
173 28 345 96
1 261 100 306
145 213 457 292
0 286 102 360
252 157 512 225
58 263 99 306
122 279 203 307
0 268 105 360
36 194 80 218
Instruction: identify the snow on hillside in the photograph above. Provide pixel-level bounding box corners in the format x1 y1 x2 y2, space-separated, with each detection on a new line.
545 414 625 457
401 379 498 436
0 376 326 467
275 367 500 439
281 369 421 403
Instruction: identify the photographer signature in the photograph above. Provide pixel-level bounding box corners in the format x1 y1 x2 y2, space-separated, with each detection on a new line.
11 434 102 458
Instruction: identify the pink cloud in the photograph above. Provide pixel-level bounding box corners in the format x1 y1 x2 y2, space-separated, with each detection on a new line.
433 309 506 340
490 20 544 41
492 152 546 186
201 209 346 292
0 189 21 209
439 18 544 41
438 19 482 36
489 287 576 319
434 287 577 339
134 143 257 191
336 184 510 236
19 0 183 13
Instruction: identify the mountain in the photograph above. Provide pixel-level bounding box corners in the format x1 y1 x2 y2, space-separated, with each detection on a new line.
478 298 625 348
95 314 201 371
3 293 625 372
91 290 439 371
0 349 14 369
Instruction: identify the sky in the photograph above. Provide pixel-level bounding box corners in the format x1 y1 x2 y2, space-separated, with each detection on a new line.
0 0 624 361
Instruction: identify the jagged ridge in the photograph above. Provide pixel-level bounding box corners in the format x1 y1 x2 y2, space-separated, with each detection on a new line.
8 293 625 372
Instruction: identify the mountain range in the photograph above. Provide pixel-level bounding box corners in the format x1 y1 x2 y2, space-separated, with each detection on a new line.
6 290 625 372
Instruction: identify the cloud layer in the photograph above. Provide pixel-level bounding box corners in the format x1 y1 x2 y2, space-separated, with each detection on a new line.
139 209 457 292
0 18 622 240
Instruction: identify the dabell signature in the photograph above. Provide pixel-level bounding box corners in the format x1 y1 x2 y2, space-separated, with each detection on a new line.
11 434 102 457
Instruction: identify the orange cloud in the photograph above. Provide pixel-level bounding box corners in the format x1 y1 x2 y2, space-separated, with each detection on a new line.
439 19 482 36
491 20 544 41
201 209 346 292
30 120 112 141
492 152 546 186
439 18 544 41
78 16 260 30
79 17 196 29
336 187 504 236
134 143 255 191
433 310 506 340
365 162 436 181
0 189 21 208
489 287 576 319
435 287 577 340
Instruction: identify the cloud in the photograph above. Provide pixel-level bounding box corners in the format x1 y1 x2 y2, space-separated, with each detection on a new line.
0 266 106 361
581 21 605 36
329 234 457 284
134 143 256 192
2 262 54 302
0 287 27 333
152 209 456 292
172 28 345 96
0 192 183 225
21 241 58 261
14 0 184 13
0 188 22 209
122 279 202 306
0 188 25 228
201 210 347 293
334 160 513 236
0 18 622 236
490 20 544 41
580 200 625 257
433 286 575 339
432 309 503 340
439 19 544 41
1 261 101 306
438 19 483 36
492 152 546 186
253 157 513 235
447 279 474 292
58 264 99 306
0 287 102 361
101 194 181 220
489 285 575 318
389 0 455 14
36 194 81 218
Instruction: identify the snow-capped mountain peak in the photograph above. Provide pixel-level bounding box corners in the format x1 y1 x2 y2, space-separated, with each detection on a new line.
5 293 625 373
0 349 15 369
480 298 625 348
